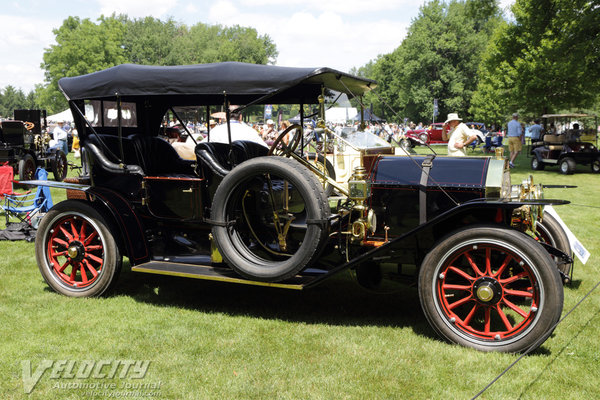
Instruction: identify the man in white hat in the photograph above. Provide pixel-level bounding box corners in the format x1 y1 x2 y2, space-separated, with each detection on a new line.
52 120 69 154
441 113 477 156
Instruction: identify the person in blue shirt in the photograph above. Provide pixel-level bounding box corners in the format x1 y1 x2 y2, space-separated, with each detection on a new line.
529 120 543 142
506 113 523 168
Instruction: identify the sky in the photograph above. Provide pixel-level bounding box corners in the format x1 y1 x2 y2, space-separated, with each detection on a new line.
0 0 515 93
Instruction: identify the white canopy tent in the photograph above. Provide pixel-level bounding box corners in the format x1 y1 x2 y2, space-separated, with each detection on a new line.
47 108 74 123
325 107 357 124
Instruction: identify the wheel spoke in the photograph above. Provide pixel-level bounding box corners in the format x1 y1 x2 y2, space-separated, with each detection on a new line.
501 298 530 318
80 264 88 283
485 247 492 275
462 304 479 326
483 307 491 335
70 221 79 240
464 252 484 277
52 237 69 248
447 294 474 310
79 221 87 242
493 254 512 279
448 266 476 281
83 259 99 277
504 288 533 299
495 305 514 331
499 271 528 284
59 225 73 242
86 253 104 266
58 259 71 273
83 230 98 246
442 283 472 291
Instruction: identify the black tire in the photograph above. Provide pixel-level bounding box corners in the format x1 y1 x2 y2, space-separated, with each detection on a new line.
400 138 412 151
531 157 545 171
306 153 336 196
35 200 122 297
536 213 572 279
418 225 563 353
559 157 576 174
51 150 68 181
591 158 600 173
211 157 330 282
18 153 36 181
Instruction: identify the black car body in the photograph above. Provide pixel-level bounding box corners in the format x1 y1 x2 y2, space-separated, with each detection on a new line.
0 109 68 181
25 63 572 353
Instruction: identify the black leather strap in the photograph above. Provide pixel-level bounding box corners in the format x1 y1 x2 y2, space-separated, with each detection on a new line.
419 155 435 224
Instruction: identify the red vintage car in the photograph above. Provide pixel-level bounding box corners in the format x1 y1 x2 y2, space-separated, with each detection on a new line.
400 122 446 149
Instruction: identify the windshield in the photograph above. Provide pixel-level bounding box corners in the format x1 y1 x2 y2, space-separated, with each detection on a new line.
340 129 391 149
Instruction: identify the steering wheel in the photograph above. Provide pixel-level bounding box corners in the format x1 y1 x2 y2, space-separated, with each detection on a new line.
23 121 35 131
268 124 302 156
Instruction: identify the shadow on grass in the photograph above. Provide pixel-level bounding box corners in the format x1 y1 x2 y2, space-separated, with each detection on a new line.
111 262 435 337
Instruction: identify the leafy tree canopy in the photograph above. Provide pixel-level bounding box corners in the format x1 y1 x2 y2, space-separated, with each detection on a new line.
470 0 600 123
356 0 501 124
33 15 278 113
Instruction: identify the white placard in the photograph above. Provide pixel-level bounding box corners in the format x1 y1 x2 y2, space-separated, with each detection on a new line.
544 205 590 264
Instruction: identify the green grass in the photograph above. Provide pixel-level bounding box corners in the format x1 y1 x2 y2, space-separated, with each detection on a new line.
1 150 599 399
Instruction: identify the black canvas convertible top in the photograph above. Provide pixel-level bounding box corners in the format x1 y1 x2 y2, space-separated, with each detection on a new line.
58 62 377 104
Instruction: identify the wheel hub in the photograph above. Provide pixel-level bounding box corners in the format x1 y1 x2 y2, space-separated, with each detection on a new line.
67 241 85 263
473 277 502 304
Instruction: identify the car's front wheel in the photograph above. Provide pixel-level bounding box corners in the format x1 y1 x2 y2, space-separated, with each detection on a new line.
559 157 576 174
35 201 122 297
531 157 544 171
51 150 68 181
418 225 563 353
591 157 600 173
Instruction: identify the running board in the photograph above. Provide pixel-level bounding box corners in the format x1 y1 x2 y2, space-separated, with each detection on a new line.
131 261 323 290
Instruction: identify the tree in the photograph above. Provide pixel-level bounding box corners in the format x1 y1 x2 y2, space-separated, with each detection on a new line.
471 0 600 121
37 16 279 113
356 0 501 123
40 15 127 113
0 86 29 118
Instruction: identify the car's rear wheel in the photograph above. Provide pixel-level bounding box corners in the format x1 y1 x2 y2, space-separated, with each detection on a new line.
400 138 412 150
18 154 36 181
211 157 330 282
35 201 122 297
51 150 68 181
418 225 563 353
531 157 544 171
559 157 576 174
591 158 600 173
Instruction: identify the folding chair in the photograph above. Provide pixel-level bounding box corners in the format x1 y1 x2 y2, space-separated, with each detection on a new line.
0 162 16 199
2 167 53 227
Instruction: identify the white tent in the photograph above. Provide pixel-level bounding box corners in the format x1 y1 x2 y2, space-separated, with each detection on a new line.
47 108 74 123
325 107 357 124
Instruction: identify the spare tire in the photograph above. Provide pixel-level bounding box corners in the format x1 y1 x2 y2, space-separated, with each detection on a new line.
211 157 330 282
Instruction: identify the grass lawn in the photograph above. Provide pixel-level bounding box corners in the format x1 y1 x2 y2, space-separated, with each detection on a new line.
1 148 599 399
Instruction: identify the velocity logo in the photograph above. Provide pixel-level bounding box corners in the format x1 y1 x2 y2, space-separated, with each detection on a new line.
21 360 150 394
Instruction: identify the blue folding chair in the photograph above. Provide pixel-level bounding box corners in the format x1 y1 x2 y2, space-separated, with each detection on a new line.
2 167 53 227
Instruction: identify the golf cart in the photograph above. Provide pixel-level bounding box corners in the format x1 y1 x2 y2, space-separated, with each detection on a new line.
530 113 599 174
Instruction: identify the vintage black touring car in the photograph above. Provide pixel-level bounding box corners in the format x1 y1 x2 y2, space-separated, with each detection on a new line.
25 63 573 353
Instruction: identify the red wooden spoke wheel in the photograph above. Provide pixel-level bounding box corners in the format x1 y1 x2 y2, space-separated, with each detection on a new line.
36 201 121 297
419 226 563 353
435 243 539 341
47 215 104 288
